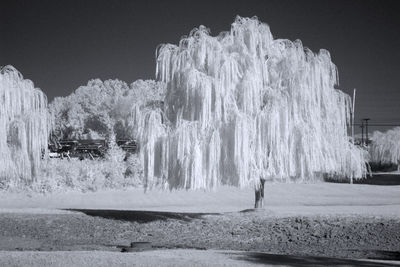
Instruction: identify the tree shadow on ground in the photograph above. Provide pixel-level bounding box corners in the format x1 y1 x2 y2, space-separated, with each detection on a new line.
66 209 219 223
229 251 400 267
325 174 400 186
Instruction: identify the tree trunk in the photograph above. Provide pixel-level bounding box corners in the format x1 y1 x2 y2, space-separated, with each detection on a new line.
254 178 266 208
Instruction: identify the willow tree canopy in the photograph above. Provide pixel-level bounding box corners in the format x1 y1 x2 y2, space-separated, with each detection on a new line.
136 17 367 190
0 65 48 183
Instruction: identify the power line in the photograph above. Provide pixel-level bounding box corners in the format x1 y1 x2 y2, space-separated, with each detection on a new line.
351 123 400 126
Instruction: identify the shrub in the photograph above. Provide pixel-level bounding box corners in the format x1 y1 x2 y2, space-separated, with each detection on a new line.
22 153 144 193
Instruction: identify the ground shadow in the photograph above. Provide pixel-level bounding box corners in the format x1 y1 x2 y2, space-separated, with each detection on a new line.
230 251 400 267
66 209 219 223
325 173 400 186
360 250 400 261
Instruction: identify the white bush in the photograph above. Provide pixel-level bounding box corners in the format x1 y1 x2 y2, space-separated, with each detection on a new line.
370 127 400 166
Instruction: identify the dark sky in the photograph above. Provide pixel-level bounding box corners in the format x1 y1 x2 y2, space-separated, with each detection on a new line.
1 0 399 133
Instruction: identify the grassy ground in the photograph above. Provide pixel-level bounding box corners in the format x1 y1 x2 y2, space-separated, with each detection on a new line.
0 174 399 266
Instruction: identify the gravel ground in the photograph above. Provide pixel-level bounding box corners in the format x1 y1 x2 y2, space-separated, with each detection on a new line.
0 209 399 261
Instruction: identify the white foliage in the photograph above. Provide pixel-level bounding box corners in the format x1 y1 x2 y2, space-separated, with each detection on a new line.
0 65 48 184
138 16 367 189
49 79 165 140
369 127 400 165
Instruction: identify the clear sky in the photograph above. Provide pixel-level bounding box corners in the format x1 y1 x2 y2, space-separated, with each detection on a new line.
1 0 399 132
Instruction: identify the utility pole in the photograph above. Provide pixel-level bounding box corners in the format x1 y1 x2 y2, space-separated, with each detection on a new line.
349 89 356 184
362 118 370 146
351 89 356 144
360 120 364 146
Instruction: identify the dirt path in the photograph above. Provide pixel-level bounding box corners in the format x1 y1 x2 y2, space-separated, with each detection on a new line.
0 210 399 261
1 249 399 267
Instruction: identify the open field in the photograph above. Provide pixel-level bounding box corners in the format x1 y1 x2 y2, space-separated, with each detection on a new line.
0 175 399 266
1 179 400 215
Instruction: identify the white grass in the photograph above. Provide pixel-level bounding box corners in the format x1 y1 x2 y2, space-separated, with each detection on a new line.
1 183 399 217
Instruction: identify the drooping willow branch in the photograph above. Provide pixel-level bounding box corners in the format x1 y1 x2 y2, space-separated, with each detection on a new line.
137 16 367 190
0 65 48 183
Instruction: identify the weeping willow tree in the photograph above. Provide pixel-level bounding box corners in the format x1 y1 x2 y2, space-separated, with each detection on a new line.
0 65 48 186
136 16 367 206
369 128 400 168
